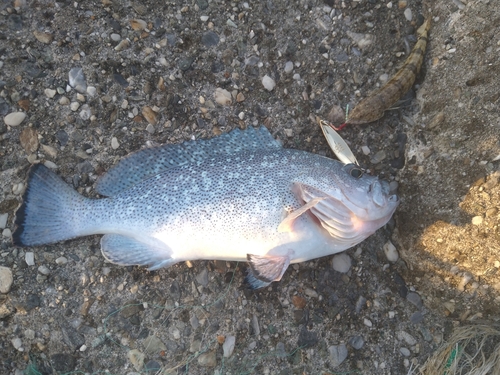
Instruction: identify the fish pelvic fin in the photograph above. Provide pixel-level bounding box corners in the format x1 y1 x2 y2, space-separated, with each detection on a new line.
277 197 326 233
244 254 290 290
13 164 88 247
101 234 176 270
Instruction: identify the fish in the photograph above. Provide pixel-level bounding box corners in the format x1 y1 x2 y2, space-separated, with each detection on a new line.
12 126 399 289
333 18 431 130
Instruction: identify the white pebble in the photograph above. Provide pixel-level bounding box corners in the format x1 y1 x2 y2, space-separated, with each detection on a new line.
110 33 121 42
400 347 411 357
0 213 7 229
38 265 50 275
404 8 412 21
331 253 352 273
56 257 68 265
25 252 35 266
363 318 372 327
43 160 58 169
146 124 155 134
379 73 389 83
4 112 26 126
284 61 293 73
262 75 276 91
111 137 120 149
200 15 209 22
2 228 12 239
76 93 86 102
79 105 91 120
223 336 236 358
293 73 301 80
383 241 399 262
238 112 245 120
87 86 97 97
214 88 232 106
11 338 23 351
70 102 80 111
59 96 70 105
44 88 57 98
471 216 483 225
80 344 87 352
361 146 371 155
0 266 13 293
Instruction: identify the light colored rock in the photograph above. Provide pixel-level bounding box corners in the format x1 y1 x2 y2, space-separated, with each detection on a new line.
329 344 348 367
2 228 11 238
331 253 352 273
404 8 412 21
128 349 145 372
346 31 374 49
284 61 293 73
111 137 120 149
214 88 232 106
12 337 23 351
472 216 483 225
262 75 276 91
197 351 216 367
33 31 53 44
70 102 80 112
143 335 166 355
56 257 68 265
0 266 14 293
130 19 147 31
25 252 35 266
4 112 26 126
44 88 57 98
142 106 158 125
0 213 7 229
397 331 417 346
223 335 236 358
383 241 399 262
38 265 50 276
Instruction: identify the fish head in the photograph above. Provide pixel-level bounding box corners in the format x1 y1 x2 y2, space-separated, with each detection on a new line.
337 163 399 222
296 162 399 242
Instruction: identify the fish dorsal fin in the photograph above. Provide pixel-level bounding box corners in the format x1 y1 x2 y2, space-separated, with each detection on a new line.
96 126 281 196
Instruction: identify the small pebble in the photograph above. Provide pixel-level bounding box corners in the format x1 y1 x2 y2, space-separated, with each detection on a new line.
115 39 130 51
2 228 12 238
79 105 91 120
400 347 411 357
4 112 26 126
331 253 352 273
128 349 145 372
223 335 236 358
407 292 423 309
361 146 370 155
0 213 7 229
44 88 57 98
110 33 121 42
329 344 348 368
214 88 232 106
197 351 216 367
33 31 53 44
383 241 399 262
284 61 293 73
59 97 70 105
111 137 120 150
11 337 23 351
404 8 412 21
471 216 483 225
363 318 372 327
397 331 417 346
262 75 276 91
370 150 386 164
349 335 364 350
70 102 80 112
0 266 14 293
55 257 68 265
38 265 50 276
87 86 97 97
68 67 87 93
25 252 35 266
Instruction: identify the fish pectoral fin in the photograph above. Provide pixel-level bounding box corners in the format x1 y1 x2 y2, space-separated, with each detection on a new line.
101 234 176 270
246 254 290 283
277 197 326 233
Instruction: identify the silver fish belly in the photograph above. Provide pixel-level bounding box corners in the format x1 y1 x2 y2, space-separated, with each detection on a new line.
13 126 398 289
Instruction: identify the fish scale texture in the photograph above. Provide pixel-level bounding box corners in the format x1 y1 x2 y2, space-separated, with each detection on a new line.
96 126 281 197
13 126 398 272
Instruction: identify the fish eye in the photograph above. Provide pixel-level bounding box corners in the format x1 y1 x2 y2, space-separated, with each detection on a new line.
349 166 363 179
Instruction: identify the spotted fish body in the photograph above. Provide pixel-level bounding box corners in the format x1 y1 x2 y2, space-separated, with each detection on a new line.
13 127 398 288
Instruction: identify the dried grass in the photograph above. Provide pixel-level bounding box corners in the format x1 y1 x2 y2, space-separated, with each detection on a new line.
420 323 500 375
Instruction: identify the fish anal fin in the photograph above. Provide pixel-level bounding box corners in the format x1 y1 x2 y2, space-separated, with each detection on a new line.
246 254 290 283
277 196 326 233
101 234 176 270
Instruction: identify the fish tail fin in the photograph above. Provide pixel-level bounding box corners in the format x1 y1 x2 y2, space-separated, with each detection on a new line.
13 164 89 247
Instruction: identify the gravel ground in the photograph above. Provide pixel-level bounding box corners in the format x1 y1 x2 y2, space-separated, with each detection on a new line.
1 0 499 374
